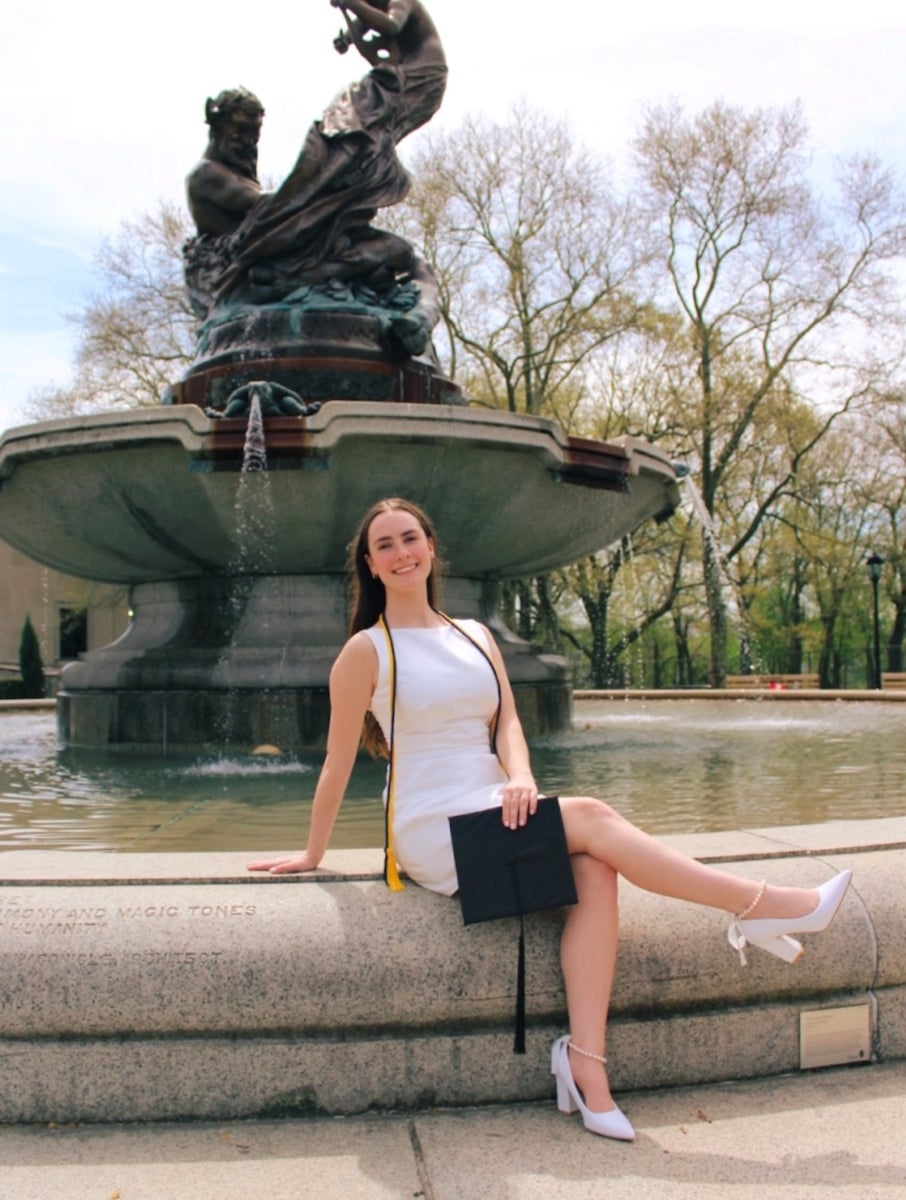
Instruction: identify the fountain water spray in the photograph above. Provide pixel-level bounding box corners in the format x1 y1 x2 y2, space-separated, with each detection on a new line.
683 475 756 674
241 391 268 473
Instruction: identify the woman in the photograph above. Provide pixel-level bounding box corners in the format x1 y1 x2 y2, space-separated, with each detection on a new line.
249 497 852 1142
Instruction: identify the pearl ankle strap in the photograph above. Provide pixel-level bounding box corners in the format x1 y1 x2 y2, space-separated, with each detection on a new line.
735 879 767 921
567 1039 607 1065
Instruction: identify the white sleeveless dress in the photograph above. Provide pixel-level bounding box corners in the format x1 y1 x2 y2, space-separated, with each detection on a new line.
364 620 508 895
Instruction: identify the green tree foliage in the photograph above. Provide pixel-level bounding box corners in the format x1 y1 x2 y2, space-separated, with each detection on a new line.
867 398 906 670
18 615 45 698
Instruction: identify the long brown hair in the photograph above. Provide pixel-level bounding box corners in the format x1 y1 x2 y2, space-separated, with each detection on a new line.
347 498 445 757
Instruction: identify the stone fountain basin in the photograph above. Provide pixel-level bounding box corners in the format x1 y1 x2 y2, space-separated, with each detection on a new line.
0 402 679 584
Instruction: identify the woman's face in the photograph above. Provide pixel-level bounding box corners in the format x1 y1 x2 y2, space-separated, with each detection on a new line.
365 508 435 594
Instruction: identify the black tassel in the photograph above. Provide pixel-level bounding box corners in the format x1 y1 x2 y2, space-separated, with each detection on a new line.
514 915 526 1054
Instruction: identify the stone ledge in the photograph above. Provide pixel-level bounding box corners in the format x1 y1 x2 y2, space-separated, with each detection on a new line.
0 820 900 1123
0 862 873 1039
3 816 906 882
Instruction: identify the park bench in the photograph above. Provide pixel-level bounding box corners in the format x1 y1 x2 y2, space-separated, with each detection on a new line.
882 672 906 690
725 673 820 690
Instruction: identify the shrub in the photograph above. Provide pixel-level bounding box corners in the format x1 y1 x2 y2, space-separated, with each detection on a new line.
18 615 46 698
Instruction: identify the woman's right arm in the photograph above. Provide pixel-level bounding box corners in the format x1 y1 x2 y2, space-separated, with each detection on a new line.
247 632 377 874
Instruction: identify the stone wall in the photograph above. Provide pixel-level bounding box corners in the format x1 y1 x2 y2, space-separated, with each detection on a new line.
1 818 902 1123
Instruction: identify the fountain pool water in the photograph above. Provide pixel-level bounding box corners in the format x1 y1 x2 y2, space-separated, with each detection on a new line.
2 699 905 853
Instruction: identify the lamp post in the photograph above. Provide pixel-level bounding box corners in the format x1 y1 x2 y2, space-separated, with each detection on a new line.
866 552 884 690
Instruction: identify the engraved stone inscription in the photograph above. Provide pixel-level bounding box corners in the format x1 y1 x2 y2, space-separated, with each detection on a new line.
0 897 257 937
0 901 109 935
15 950 227 968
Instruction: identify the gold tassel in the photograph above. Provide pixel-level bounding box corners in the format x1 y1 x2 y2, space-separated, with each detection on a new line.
384 850 405 891
379 615 405 892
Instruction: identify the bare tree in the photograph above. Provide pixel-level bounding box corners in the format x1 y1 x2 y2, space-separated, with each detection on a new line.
397 104 650 422
27 200 196 419
561 532 689 687
634 100 906 684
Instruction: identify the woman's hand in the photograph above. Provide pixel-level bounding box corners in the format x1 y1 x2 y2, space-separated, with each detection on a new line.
247 851 321 875
501 773 539 830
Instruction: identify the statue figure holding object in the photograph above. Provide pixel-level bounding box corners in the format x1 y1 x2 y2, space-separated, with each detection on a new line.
183 0 446 360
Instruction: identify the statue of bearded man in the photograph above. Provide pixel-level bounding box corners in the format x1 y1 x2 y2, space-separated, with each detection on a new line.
186 88 266 238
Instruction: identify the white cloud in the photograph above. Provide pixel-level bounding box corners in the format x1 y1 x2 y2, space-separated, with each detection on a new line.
1 0 904 423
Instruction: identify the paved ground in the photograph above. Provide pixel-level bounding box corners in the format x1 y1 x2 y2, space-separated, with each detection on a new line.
3 1060 906 1200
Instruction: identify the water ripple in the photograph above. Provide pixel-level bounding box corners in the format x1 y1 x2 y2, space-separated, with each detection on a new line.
2 703 905 850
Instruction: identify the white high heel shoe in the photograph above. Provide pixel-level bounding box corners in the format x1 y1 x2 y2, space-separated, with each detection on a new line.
728 869 853 965
550 1035 635 1141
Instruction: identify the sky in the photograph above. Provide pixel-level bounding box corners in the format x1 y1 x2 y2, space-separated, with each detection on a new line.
1 0 905 436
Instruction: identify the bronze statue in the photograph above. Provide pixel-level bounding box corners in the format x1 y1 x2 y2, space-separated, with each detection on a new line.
186 88 265 239
184 0 446 358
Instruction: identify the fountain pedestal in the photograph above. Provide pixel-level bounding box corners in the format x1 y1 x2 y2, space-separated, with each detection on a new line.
56 576 570 751
169 305 464 411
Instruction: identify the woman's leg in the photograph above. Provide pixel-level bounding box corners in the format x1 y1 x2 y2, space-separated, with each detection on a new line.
560 853 620 1113
559 796 819 920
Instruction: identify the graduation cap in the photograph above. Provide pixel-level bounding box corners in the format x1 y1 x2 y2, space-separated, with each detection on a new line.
449 796 577 1052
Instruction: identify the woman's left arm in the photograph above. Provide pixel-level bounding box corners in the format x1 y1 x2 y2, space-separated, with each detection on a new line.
482 629 539 830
